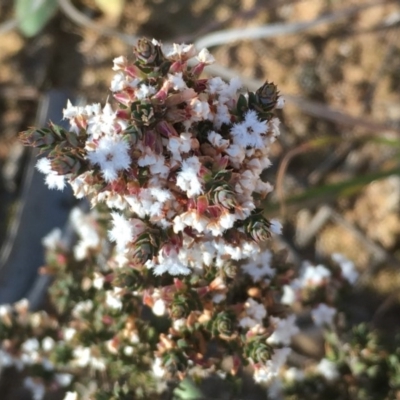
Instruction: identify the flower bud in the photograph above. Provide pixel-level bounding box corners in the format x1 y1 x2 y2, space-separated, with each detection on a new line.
134 38 159 65
245 336 273 364
255 81 279 112
209 311 236 339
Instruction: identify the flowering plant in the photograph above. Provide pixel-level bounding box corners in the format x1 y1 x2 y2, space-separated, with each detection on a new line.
1 38 387 400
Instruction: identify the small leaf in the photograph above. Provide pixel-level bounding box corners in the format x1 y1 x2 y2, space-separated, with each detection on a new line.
15 0 59 37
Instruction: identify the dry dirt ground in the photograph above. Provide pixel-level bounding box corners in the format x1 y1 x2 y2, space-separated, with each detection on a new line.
0 0 400 398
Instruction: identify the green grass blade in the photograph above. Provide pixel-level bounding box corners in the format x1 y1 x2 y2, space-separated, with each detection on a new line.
15 0 59 37
264 167 400 215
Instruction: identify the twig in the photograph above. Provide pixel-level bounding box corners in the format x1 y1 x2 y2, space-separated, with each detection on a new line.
58 0 138 45
193 1 384 49
0 18 17 35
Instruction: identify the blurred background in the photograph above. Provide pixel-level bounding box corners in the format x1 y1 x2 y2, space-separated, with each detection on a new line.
1 0 400 344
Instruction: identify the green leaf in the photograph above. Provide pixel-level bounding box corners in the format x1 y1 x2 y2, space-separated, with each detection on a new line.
15 0 59 37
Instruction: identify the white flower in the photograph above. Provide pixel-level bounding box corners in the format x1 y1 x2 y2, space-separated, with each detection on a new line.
41 228 63 250
230 110 268 148
276 96 285 109
163 43 196 61
36 157 66 190
135 84 156 100
267 315 299 346
24 377 45 400
151 249 191 276
63 327 77 341
87 135 130 182
105 289 123 310
72 300 94 317
242 249 275 282
284 367 305 382
270 219 282 234
207 77 227 95
196 48 215 64
281 284 297 305
207 130 229 149
72 346 91 367
300 262 331 287
176 156 203 197
55 373 73 388
213 103 231 128
254 347 291 383
63 391 78 400
124 346 134 356
239 298 267 328
332 253 358 284
108 212 134 251
42 337 55 352
63 99 86 120
70 208 101 260
112 55 127 70
152 357 166 378
168 72 187 91
22 338 40 354
312 303 336 326
190 98 211 120
152 299 166 316
0 349 15 368
86 103 122 138
316 358 339 381
110 71 127 92
93 272 105 290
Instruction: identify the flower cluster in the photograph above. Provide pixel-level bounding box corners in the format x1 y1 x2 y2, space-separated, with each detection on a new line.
21 38 282 278
13 38 383 400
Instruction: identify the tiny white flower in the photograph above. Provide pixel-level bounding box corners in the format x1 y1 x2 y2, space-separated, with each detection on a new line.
270 219 282 235
300 262 331 287
312 303 336 326
267 315 299 346
108 212 134 251
152 299 166 316
87 135 130 182
284 367 305 382
105 289 123 310
176 156 203 197
196 48 215 64
42 337 55 352
317 358 339 381
332 253 358 284
242 249 275 282
168 72 187 91
163 43 196 61
135 84 156 100
152 357 166 378
36 157 66 190
276 96 285 109
24 377 45 400
55 374 73 388
63 327 77 341
230 110 268 148
41 228 63 250
281 283 297 305
112 55 128 71
254 347 291 383
124 346 134 356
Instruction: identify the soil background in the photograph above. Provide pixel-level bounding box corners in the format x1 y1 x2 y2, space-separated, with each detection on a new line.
0 0 400 399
